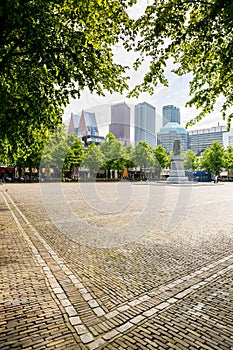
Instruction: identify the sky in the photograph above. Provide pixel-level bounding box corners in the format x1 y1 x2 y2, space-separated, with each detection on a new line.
62 0 227 136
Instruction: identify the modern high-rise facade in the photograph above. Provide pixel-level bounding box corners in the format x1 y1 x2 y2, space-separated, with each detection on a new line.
162 105 180 126
109 102 130 145
134 102 156 148
188 125 227 154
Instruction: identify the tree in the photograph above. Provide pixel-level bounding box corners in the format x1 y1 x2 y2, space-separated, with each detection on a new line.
100 133 127 178
82 143 105 179
200 141 225 175
130 0 233 129
64 135 86 177
124 144 136 170
133 141 154 179
224 146 233 176
40 125 84 180
183 149 198 171
153 144 170 178
0 124 51 179
0 137 13 166
0 0 133 151
41 126 69 170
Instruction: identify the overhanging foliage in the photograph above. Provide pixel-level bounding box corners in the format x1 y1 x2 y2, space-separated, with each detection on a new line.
129 0 233 129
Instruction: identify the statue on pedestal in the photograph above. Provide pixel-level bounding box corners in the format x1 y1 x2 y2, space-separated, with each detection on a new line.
173 138 181 155
166 137 189 183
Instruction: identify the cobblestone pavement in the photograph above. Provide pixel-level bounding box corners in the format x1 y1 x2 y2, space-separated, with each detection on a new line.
0 182 232 349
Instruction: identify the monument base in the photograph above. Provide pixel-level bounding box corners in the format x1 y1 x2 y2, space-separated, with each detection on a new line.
166 155 189 184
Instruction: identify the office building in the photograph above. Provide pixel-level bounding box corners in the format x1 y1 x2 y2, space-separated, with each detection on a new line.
162 105 180 126
135 102 156 148
188 125 227 154
222 128 233 148
109 102 130 145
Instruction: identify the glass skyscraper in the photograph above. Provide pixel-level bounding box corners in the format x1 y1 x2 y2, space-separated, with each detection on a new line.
162 105 180 126
135 102 156 148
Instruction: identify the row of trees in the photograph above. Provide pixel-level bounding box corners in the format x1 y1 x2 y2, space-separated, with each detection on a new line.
183 142 233 177
0 127 171 180
41 131 170 180
44 134 233 180
1 124 233 180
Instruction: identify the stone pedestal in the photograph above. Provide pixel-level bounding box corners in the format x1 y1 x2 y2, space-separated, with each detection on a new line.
166 155 189 184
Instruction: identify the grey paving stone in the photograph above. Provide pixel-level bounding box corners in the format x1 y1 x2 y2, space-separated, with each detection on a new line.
80 332 94 344
69 316 82 325
93 307 105 317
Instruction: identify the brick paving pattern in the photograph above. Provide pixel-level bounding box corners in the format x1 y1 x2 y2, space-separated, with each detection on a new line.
0 182 233 349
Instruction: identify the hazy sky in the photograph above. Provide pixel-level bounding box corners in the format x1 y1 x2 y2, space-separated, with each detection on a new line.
63 0 226 134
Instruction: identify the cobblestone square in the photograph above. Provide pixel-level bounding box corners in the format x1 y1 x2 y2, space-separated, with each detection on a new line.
0 182 232 349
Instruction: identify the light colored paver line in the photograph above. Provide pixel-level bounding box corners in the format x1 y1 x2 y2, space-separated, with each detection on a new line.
103 254 233 321
4 191 105 315
1 191 94 344
87 263 233 348
152 254 233 295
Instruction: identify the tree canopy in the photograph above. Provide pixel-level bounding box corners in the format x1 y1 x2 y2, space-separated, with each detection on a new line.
200 141 225 175
0 0 133 148
154 145 170 169
100 133 127 173
82 143 105 179
64 137 86 173
130 0 233 129
133 141 154 171
183 149 198 171
224 146 233 173
2 0 232 164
